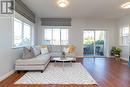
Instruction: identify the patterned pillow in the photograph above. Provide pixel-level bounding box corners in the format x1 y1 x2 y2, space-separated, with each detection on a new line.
22 47 34 59
31 46 41 57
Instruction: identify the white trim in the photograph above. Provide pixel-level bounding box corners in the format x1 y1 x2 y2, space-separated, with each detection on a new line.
108 56 115 58
42 26 71 28
0 70 15 82
119 44 129 47
108 56 129 61
83 28 109 30
120 57 129 61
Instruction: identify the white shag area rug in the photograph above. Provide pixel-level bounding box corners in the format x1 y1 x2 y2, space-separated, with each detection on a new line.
15 63 97 85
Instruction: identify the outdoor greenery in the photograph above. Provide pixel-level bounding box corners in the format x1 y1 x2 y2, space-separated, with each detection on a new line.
83 40 104 55
95 40 104 45
84 38 94 46
84 39 104 46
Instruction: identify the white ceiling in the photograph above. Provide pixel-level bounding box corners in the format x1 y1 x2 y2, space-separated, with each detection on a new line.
22 0 130 19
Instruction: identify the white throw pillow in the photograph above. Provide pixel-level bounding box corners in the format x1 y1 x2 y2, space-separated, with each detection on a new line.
41 47 49 54
63 47 69 53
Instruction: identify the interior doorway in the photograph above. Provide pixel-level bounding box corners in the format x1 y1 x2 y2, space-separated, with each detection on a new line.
83 30 106 57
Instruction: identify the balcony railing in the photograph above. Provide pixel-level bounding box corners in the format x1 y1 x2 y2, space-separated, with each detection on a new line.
83 45 104 56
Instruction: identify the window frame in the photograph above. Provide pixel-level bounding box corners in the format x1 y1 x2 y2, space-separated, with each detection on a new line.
13 18 33 48
43 26 69 45
119 26 129 46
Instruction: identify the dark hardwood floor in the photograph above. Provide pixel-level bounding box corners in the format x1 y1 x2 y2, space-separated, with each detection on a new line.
0 58 130 87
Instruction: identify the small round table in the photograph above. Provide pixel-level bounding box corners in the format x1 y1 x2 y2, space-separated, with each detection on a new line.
53 57 74 68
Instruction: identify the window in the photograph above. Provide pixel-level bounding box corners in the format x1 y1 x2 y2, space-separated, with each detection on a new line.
14 19 22 47
23 23 31 46
44 28 69 45
13 18 32 47
119 26 129 46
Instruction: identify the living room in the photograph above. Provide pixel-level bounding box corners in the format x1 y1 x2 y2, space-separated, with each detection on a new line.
0 0 130 87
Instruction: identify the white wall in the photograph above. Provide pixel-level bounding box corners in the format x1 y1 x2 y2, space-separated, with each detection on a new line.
0 12 37 81
0 0 36 81
37 18 118 57
117 14 130 61
70 19 118 57
0 16 23 80
0 0 23 80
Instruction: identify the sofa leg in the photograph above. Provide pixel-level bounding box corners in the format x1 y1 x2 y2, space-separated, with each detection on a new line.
16 71 20 74
41 70 43 73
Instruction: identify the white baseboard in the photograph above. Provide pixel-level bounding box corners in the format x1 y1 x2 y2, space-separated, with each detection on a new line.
108 56 129 61
0 70 15 82
120 57 129 61
107 56 115 58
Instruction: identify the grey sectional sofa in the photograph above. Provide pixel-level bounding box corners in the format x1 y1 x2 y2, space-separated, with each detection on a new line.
15 54 51 73
49 45 76 58
15 45 76 72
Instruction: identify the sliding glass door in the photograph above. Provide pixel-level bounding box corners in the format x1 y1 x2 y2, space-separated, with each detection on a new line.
83 30 106 57
95 31 105 56
83 31 95 57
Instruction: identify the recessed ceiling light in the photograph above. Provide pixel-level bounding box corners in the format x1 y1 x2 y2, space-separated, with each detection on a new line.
57 0 69 8
121 2 130 9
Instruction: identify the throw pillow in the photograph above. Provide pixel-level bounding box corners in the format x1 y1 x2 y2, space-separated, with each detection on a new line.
51 45 61 52
41 47 49 54
39 45 48 48
22 47 34 59
31 46 41 57
63 47 69 53
39 45 51 52
68 45 76 53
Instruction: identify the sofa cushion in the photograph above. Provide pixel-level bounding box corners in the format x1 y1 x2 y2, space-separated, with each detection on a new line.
50 52 62 57
39 45 52 52
16 54 51 66
51 45 62 52
41 47 49 54
22 47 34 59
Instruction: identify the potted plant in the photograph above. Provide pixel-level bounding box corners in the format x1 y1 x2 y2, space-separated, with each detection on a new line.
111 47 121 61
